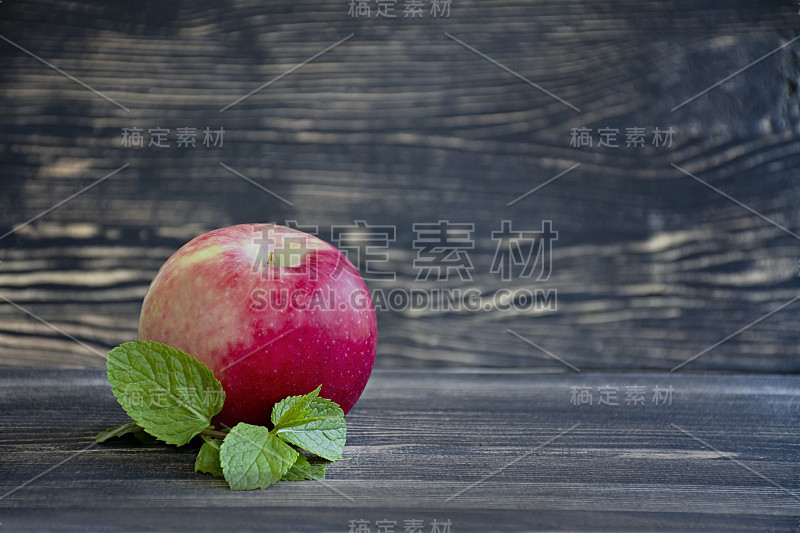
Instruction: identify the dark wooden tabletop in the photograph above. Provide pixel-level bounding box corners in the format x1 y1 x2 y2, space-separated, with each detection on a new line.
1 367 798 532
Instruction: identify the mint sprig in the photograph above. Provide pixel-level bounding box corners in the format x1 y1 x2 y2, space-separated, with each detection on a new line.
195 436 224 478
281 453 327 481
272 386 346 461
106 340 225 445
220 423 299 490
99 340 346 490
194 435 328 483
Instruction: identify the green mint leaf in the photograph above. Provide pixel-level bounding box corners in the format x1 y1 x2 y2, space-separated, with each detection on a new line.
270 385 321 427
272 385 346 461
220 423 298 490
106 340 225 446
280 453 327 482
95 422 144 443
195 437 224 478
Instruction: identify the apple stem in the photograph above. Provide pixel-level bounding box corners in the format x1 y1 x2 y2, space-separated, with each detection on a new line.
201 428 229 439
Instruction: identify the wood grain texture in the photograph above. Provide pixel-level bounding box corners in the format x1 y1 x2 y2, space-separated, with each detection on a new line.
1 1 800 371
0 368 798 531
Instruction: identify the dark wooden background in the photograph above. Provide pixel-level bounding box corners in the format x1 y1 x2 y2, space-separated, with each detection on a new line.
1 1 800 372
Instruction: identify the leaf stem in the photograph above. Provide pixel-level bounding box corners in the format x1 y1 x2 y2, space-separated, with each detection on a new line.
201 428 229 439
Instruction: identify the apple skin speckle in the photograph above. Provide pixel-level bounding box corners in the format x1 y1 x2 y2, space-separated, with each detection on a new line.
138 223 377 427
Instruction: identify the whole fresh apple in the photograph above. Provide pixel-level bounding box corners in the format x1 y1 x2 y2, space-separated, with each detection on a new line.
138 223 377 427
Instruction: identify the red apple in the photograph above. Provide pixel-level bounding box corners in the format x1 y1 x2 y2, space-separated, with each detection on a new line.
138 223 377 427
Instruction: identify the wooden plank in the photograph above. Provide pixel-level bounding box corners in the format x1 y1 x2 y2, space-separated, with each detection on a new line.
0 368 797 531
1 1 800 372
